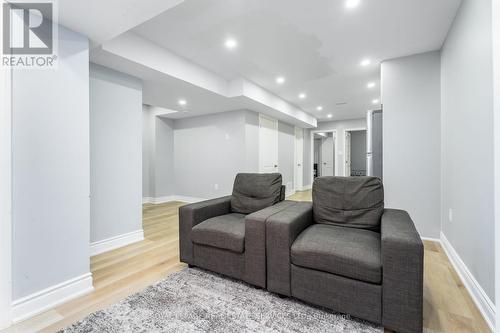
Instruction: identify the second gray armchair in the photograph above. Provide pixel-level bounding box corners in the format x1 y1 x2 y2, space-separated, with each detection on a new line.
266 177 424 333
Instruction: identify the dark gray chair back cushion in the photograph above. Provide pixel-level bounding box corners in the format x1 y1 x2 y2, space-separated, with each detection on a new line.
312 176 384 231
231 173 282 214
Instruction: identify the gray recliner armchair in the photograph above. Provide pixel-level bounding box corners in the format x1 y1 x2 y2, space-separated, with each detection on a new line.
179 173 294 288
266 176 423 333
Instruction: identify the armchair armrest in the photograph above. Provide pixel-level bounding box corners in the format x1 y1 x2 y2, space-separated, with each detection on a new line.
266 202 314 296
244 200 297 287
179 196 232 264
381 209 423 333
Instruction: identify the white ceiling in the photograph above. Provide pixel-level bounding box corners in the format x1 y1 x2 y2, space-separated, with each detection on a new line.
130 0 461 121
82 0 462 125
56 0 184 45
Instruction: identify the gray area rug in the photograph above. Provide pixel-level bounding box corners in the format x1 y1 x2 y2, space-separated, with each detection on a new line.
60 268 383 332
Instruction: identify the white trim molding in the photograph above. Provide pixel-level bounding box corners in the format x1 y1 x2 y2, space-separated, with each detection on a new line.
12 273 94 323
142 195 207 205
440 232 495 331
90 229 144 256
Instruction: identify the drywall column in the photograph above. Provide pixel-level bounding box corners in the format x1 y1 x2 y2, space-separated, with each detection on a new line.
441 0 495 324
11 25 91 311
381 51 441 239
90 64 143 249
0 18 12 328
494 0 500 330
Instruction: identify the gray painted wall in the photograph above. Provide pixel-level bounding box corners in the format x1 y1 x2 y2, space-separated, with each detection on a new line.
381 51 441 239
12 26 90 299
154 117 175 197
173 111 249 199
350 130 366 175
145 109 297 199
441 0 494 301
303 118 366 186
142 108 153 197
278 121 295 194
90 64 143 243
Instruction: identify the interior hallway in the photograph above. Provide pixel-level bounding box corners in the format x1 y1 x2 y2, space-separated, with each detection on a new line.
1 191 490 333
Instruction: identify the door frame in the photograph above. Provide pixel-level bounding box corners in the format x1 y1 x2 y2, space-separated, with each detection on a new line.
343 127 367 177
258 113 278 173
310 130 338 182
294 127 303 191
0 6 13 326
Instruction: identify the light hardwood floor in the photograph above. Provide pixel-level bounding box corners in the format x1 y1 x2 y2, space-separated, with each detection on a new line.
2 191 490 333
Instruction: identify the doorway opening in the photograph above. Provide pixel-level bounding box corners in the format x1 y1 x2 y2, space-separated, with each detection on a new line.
344 129 367 177
311 130 337 180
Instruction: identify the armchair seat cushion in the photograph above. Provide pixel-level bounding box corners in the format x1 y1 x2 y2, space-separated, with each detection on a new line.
191 213 246 253
291 224 382 284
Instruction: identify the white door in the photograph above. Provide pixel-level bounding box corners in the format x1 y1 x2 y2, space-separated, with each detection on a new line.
321 136 334 176
259 114 278 173
345 131 351 176
294 127 303 191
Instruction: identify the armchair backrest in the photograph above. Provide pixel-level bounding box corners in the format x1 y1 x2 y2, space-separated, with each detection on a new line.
231 173 283 214
312 176 384 231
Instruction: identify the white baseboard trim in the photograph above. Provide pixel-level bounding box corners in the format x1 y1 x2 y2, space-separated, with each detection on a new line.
90 229 144 256
421 236 440 242
286 190 296 197
172 195 207 203
440 232 495 331
142 197 153 204
299 184 312 191
152 195 176 204
143 195 207 205
12 273 93 323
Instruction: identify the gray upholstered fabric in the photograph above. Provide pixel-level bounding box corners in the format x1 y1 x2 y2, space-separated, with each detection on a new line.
280 185 286 201
313 177 384 231
244 200 297 287
179 196 232 264
231 173 282 214
381 209 423 333
193 244 245 281
291 224 382 284
266 202 314 296
291 265 382 324
191 213 246 253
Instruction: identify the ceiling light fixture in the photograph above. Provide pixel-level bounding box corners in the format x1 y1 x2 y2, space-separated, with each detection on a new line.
316 106 323 111
327 114 333 118
367 82 376 89
276 76 285 84
299 93 307 99
178 99 187 106
224 38 238 49
360 59 371 67
372 99 380 104
345 0 361 9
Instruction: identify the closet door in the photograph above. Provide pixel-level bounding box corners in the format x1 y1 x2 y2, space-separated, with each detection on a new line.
259 114 278 173
321 136 334 176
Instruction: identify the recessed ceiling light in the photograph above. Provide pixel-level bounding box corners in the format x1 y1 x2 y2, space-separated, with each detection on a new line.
316 106 323 111
367 82 376 89
276 76 285 84
360 59 371 67
327 114 333 118
372 99 380 104
224 38 238 49
299 93 307 99
178 99 187 106
345 0 361 9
